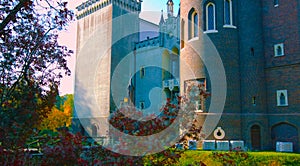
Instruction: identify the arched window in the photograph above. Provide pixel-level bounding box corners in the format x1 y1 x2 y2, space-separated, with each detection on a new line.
139 101 145 110
274 43 284 56
188 8 199 39
277 46 282 56
280 93 286 105
274 0 279 7
224 0 233 25
92 124 97 137
206 3 216 31
276 90 288 106
193 12 198 37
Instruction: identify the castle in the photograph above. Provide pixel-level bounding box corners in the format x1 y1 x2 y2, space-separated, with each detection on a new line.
74 0 300 152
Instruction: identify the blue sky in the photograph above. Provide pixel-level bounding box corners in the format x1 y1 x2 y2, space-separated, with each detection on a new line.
140 0 180 24
59 0 180 95
142 0 179 13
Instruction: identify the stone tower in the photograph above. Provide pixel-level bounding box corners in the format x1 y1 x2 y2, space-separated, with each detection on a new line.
74 0 141 139
180 0 242 140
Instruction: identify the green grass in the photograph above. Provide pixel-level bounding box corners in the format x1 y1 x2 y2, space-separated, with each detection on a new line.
176 150 300 166
178 150 221 166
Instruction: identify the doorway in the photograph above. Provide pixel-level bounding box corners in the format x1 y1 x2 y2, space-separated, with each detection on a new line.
251 125 261 150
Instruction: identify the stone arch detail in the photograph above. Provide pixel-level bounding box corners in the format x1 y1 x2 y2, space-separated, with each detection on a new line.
92 123 99 137
271 122 299 152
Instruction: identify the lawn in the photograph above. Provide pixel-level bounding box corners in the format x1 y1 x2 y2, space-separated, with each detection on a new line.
177 150 300 166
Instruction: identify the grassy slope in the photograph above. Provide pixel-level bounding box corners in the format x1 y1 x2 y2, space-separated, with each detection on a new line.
177 150 300 166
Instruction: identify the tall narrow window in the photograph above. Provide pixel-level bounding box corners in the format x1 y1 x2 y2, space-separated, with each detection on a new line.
92 124 97 137
140 66 145 78
280 93 286 105
277 46 282 55
181 19 185 48
224 0 232 25
140 102 145 110
188 8 199 39
274 0 279 7
251 47 254 56
206 3 216 31
252 96 256 106
194 12 198 38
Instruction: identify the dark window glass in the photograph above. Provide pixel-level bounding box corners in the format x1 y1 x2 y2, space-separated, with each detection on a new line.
92 124 97 137
140 102 144 109
280 93 286 105
208 4 215 30
194 13 198 37
277 46 282 55
225 0 230 25
140 67 145 77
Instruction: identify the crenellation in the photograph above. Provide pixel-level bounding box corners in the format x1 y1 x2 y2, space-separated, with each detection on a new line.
76 0 108 19
76 0 141 19
112 0 141 13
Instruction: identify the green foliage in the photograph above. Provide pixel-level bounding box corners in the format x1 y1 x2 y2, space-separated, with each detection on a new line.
143 148 184 165
55 94 74 112
0 0 73 150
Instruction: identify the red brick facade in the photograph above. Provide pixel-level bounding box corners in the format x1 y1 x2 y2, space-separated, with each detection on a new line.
181 0 300 151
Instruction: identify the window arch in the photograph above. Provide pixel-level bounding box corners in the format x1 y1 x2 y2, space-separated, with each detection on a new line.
277 45 282 55
206 3 216 31
193 12 199 37
280 93 286 105
92 124 98 137
224 0 233 25
274 43 284 56
276 90 288 106
188 8 199 39
274 0 279 7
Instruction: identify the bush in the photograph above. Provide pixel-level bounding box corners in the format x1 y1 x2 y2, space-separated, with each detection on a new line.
0 147 31 165
143 148 184 165
41 129 85 165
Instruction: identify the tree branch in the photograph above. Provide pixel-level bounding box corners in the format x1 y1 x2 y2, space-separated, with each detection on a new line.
0 0 30 33
5 27 53 100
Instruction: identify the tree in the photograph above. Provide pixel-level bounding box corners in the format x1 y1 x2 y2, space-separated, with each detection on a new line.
178 82 210 149
0 0 73 149
39 94 74 131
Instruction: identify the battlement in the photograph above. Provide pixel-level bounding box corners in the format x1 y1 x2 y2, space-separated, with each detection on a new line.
76 0 142 20
135 36 160 49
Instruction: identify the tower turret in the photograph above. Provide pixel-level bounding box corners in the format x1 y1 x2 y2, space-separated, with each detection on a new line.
167 0 174 17
159 10 165 25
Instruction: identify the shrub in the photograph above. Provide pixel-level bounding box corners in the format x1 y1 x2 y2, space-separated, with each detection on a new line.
143 148 184 165
41 128 86 165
